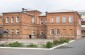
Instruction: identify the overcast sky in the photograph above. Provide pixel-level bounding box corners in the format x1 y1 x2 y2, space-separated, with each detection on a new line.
0 0 85 12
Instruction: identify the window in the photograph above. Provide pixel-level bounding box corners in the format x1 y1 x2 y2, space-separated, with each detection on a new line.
16 29 19 34
6 29 8 33
56 29 60 35
32 30 35 35
79 19 81 25
50 17 54 23
6 17 9 23
11 17 14 23
56 16 60 23
50 29 54 35
32 17 35 24
69 29 72 35
63 29 66 35
62 16 66 23
40 19 43 24
69 16 72 23
40 31 43 35
16 17 19 23
11 29 13 34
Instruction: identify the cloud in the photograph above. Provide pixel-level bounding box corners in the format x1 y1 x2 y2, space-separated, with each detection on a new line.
0 0 85 12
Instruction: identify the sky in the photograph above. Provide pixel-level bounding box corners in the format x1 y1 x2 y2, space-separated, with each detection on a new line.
0 0 85 13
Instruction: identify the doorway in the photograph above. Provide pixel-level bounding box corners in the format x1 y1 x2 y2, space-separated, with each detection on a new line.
29 35 32 39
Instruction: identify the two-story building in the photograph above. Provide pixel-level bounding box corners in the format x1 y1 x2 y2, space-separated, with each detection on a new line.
46 10 81 39
2 9 81 39
3 8 41 39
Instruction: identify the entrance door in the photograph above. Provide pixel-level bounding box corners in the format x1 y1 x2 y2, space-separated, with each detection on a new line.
29 35 32 39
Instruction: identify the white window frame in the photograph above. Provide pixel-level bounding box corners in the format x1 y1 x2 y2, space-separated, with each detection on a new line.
16 29 19 34
79 19 81 25
16 17 19 23
11 17 14 23
56 29 60 35
32 17 35 24
50 17 54 23
11 29 13 34
50 29 54 35
56 16 60 23
6 17 9 23
32 30 35 35
6 29 8 33
40 31 43 35
62 16 66 23
69 16 73 23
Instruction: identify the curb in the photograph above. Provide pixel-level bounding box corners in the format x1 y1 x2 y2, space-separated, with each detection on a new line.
0 40 75 50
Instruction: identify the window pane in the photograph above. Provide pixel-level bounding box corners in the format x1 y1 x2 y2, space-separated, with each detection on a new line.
32 17 35 24
50 17 54 23
16 29 19 34
16 17 19 23
56 29 60 34
69 16 72 23
6 17 9 23
11 17 14 23
50 29 54 35
56 16 60 23
62 16 66 23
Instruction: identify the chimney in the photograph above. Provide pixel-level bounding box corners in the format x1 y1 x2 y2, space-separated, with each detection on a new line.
22 8 27 13
22 8 25 11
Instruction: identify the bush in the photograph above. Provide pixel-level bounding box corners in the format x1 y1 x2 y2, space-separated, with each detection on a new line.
8 41 23 47
0 44 6 47
27 43 37 48
45 42 53 48
53 40 58 45
59 38 69 44
41 44 46 48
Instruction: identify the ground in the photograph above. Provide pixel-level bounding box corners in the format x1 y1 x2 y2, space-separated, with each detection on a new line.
0 38 85 55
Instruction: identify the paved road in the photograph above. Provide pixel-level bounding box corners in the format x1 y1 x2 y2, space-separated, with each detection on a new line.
0 38 85 55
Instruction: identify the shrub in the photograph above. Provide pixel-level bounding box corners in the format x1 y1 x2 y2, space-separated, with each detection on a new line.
8 41 23 47
45 42 53 48
53 40 58 45
27 43 37 48
0 44 6 47
59 38 69 44
41 44 46 48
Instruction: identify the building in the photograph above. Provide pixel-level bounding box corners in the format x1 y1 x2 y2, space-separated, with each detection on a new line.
79 11 85 37
2 9 81 39
46 10 81 39
0 14 3 38
3 8 41 39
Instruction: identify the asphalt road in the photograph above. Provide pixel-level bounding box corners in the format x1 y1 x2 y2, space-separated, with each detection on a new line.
0 38 85 55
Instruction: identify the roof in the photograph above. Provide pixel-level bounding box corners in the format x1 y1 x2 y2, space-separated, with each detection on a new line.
39 13 46 16
47 9 76 13
0 13 3 16
2 9 41 14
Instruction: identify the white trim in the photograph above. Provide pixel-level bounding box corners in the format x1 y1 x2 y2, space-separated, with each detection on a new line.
32 17 35 24
56 16 60 23
62 16 66 23
16 29 19 34
16 17 19 23
50 28 54 35
50 17 54 23
56 29 60 35
6 17 9 23
11 17 14 23
69 16 73 23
